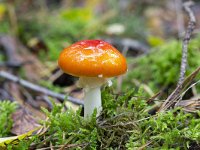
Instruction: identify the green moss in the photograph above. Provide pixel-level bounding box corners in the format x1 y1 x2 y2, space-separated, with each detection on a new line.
41 103 98 149
8 87 200 149
124 36 200 92
126 108 200 149
0 101 17 137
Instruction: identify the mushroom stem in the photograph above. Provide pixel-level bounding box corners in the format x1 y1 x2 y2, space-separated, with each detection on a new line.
78 77 107 119
84 86 102 118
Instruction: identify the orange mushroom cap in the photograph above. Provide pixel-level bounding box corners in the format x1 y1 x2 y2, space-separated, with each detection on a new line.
58 40 127 78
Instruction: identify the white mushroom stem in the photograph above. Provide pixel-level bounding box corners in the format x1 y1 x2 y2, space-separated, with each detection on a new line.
78 77 108 119
84 86 101 118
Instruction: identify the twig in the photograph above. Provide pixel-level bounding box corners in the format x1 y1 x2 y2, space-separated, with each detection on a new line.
59 143 89 150
0 71 84 105
159 1 196 111
146 91 161 104
35 143 88 150
21 87 41 109
159 66 200 112
178 1 196 86
178 79 200 101
138 141 152 150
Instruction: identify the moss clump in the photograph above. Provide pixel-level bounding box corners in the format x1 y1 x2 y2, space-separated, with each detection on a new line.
124 36 200 92
0 101 17 137
7 87 200 149
126 109 200 149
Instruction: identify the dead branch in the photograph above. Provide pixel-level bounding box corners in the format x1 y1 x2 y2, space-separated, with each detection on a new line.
159 66 200 112
0 71 83 105
159 1 196 111
175 98 200 113
178 1 196 86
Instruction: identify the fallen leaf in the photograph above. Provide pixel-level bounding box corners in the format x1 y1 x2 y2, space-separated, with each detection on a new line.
176 99 200 112
11 108 41 135
0 128 40 148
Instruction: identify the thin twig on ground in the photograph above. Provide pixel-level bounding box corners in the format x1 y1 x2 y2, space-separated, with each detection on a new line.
159 66 200 112
0 71 83 105
178 1 196 86
159 1 196 111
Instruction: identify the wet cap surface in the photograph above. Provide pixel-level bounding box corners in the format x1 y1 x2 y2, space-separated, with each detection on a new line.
58 40 127 77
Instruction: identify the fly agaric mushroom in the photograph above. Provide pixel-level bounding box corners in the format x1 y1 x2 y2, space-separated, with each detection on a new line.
58 40 127 118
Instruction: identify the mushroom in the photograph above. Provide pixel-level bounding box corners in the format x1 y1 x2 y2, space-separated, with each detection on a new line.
58 40 127 118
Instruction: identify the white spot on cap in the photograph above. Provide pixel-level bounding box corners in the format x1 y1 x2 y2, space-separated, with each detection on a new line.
84 46 95 50
98 74 103 78
99 44 104 47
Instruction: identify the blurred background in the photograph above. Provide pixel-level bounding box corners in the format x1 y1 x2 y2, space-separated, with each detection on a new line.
0 0 200 125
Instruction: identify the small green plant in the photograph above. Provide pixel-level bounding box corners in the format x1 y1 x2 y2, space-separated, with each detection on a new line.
0 101 17 137
41 102 98 149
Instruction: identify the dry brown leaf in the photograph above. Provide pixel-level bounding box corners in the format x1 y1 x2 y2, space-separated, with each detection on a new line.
11 108 41 135
176 99 200 112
